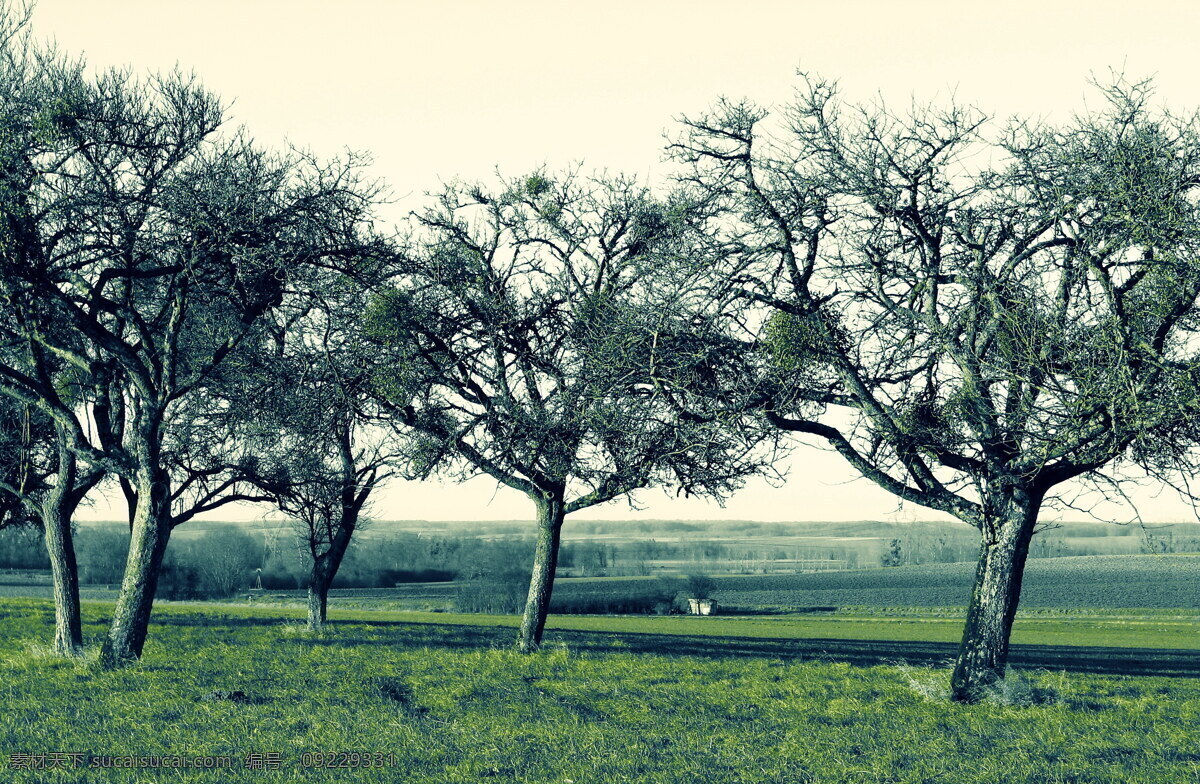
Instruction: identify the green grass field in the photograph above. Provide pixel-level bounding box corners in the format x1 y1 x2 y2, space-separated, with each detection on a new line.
2 598 1199 783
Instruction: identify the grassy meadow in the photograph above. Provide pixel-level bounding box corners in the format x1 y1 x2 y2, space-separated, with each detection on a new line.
1 598 1199 783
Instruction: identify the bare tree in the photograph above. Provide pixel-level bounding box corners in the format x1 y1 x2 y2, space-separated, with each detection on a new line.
0 3 116 655
0 386 100 653
264 427 384 632
669 75 1200 700
0 30 385 666
243 286 408 632
366 171 771 652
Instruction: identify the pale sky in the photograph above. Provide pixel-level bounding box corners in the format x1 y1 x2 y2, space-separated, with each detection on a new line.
31 0 1200 524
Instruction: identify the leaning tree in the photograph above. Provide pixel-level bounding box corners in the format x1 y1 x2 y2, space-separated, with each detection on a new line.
0 345 120 654
669 75 1200 701
0 3 128 654
366 171 771 652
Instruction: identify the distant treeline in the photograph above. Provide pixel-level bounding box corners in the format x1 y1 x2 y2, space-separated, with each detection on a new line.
2 519 1198 601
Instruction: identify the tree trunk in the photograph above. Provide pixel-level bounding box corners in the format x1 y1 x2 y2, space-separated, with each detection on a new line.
100 459 171 669
307 559 332 632
305 497 360 632
517 493 565 653
41 440 82 656
950 487 1042 702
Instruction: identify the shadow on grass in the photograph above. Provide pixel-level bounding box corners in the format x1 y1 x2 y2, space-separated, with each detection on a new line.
91 598 1197 678
150 614 294 628
282 625 504 652
236 616 1200 678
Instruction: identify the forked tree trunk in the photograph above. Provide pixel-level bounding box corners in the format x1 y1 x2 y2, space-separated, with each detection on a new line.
301 426 369 633
305 501 360 632
517 493 566 653
41 440 83 656
950 487 1041 702
100 459 172 669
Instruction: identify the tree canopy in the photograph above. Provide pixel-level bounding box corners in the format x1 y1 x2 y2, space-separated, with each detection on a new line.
364 170 773 649
667 74 1200 699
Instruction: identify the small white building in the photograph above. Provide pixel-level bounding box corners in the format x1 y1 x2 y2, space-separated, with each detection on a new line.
687 598 718 616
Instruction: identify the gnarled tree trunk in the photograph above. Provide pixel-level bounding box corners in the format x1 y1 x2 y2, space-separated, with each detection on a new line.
306 490 362 632
100 452 171 669
41 439 83 656
950 486 1042 702
307 568 331 632
517 492 565 653
306 537 349 633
